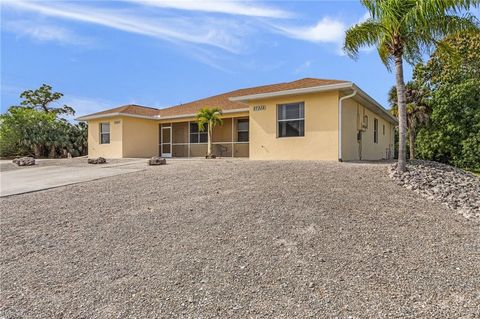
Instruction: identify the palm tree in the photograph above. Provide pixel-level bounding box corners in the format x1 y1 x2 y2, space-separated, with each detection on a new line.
195 107 223 158
388 82 430 159
344 0 479 172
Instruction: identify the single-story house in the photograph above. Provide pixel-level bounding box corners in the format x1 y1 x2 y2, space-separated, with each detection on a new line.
76 78 397 161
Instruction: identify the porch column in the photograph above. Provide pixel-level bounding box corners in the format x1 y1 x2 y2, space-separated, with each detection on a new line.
188 121 191 158
231 118 234 157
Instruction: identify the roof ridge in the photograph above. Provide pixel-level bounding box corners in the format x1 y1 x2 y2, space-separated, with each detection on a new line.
295 77 346 82
77 77 352 120
229 77 347 95
163 78 336 109
125 104 159 111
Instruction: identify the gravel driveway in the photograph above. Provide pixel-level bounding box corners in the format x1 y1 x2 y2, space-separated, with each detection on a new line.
1 160 479 318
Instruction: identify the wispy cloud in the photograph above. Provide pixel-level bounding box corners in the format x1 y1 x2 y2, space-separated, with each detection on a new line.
3 0 246 53
126 0 292 18
273 12 377 56
2 0 367 70
3 20 93 46
294 60 313 74
271 17 346 44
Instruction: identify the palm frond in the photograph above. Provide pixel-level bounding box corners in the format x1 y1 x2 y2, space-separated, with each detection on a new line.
404 13 478 63
425 13 478 40
377 39 394 69
343 19 384 58
415 0 480 16
195 107 223 131
360 0 380 18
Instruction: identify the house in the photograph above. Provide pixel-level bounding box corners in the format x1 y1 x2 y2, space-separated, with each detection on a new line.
76 78 397 161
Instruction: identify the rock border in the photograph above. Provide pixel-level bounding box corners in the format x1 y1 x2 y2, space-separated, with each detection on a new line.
88 157 107 164
148 157 166 166
12 157 35 166
389 160 480 221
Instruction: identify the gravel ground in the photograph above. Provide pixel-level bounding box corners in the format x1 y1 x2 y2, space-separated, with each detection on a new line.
1 160 479 318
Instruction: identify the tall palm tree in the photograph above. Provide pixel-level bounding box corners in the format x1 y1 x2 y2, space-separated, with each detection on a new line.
344 0 479 172
195 107 223 158
388 82 430 159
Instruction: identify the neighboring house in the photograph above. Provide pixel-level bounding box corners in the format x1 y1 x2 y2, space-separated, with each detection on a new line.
76 78 397 161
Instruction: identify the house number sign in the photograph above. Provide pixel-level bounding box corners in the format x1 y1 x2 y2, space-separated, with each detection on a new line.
253 105 266 111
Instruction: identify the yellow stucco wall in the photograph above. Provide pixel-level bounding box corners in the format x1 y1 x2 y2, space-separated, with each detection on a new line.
85 98 394 160
341 99 359 161
359 106 394 160
122 117 159 158
87 117 159 158
247 91 339 160
87 117 123 158
341 99 394 161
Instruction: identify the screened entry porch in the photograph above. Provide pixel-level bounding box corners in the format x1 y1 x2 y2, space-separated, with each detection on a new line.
159 117 249 158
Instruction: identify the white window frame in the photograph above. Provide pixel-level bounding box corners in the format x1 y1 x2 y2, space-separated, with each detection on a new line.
99 122 110 144
277 102 305 138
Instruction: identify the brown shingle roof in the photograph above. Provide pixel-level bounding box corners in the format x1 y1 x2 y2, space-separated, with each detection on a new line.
77 78 348 119
158 78 347 117
80 104 160 118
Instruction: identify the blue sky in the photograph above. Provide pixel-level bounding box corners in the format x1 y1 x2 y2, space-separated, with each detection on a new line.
1 0 415 117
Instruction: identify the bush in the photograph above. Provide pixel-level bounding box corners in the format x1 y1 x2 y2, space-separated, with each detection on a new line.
0 107 87 158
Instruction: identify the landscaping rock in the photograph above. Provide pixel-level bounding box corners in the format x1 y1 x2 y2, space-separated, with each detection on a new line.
87 157 107 164
205 154 216 159
12 157 35 166
148 156 166 165
389 160 480 221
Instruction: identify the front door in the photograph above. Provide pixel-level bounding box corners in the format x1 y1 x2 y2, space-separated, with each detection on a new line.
161 126 172 158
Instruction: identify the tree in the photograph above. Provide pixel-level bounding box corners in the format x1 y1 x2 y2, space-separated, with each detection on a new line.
1 85 88 158
195 107 223 158
67 122 88 157
0 107 57 157
388 81 430 159
415 31 480 171
344 0 479 172
17 84 75 115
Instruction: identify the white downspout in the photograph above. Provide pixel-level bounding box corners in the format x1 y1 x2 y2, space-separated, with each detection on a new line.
338 89 357 162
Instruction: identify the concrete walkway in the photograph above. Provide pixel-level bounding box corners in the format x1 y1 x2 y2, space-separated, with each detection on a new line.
0 162 145 197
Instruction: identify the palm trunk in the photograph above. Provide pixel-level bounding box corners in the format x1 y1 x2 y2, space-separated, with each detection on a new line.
33 145 42 158
49 145 56 158
409 126 415 160
395 54 407 172
207 125 212 156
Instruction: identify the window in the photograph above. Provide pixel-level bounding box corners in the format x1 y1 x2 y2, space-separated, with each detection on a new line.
189 122 208 143
277 102 305 138
373 118 378 143
383 124 385 135
237 119 249 142
100 122 110 144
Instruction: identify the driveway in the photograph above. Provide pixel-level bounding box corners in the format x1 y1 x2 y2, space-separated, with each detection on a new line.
1 160 479 318
0 159 146 197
